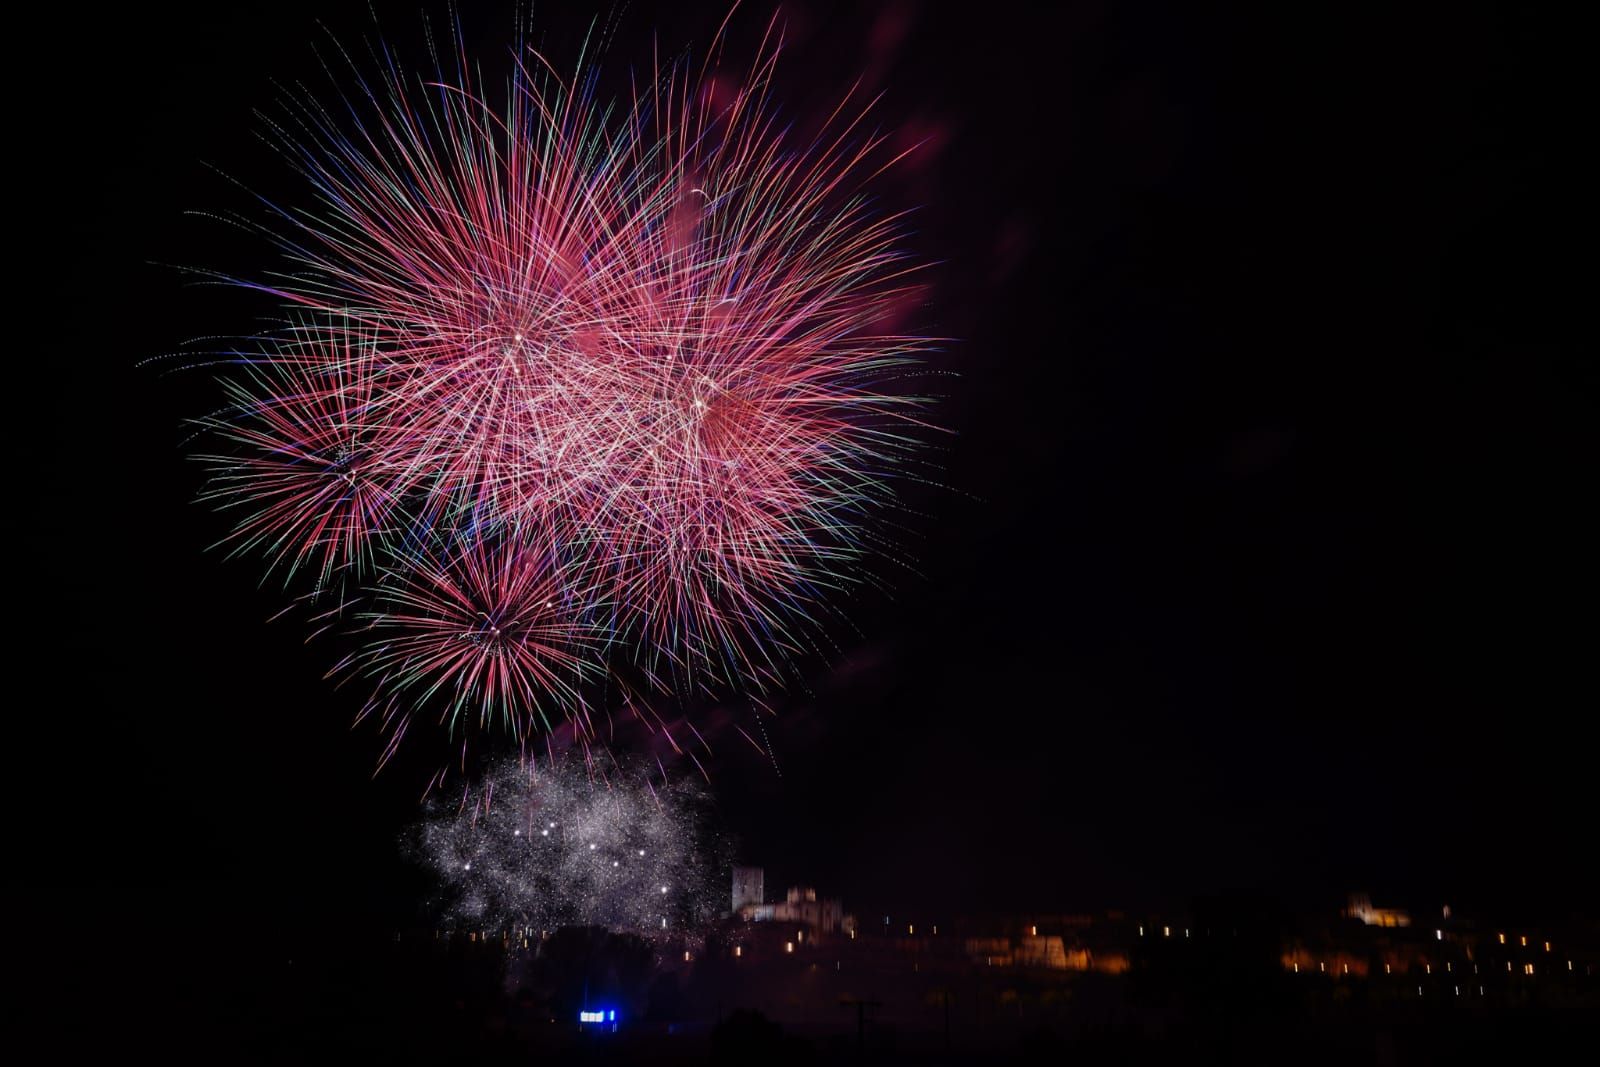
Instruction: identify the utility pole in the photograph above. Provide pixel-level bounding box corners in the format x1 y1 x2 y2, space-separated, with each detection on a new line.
839 995 881 1055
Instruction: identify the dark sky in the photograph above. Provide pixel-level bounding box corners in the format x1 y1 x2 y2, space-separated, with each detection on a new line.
20 0 1592 952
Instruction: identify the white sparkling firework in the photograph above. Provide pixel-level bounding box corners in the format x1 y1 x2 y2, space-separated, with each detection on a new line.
413 757 727 937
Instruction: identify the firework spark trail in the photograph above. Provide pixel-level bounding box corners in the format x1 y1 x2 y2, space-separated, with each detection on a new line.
413 755 726 936
195 11 939 766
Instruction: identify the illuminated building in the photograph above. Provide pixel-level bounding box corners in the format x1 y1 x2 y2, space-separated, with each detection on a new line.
1345 892 1410 928
731 868 856 934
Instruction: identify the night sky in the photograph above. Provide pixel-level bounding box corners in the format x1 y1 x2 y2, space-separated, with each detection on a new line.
20 0 1591 971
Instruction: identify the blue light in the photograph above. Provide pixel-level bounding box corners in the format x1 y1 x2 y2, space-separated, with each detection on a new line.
607 1010 616 1022
578 1008 619 1025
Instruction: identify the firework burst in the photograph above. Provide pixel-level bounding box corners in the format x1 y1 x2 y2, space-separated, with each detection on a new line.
193 10 938 767
195 316 409 584
350 532 598 767
413 755 727 936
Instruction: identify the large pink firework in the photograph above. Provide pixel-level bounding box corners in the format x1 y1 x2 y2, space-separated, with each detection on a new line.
198 12 936 765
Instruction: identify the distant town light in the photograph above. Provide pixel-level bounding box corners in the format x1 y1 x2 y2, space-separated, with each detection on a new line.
785 942 794 953
1436 929 1442 940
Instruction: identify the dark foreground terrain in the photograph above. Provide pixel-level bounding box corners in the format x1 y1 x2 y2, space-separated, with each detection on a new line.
45 919 1597 1065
